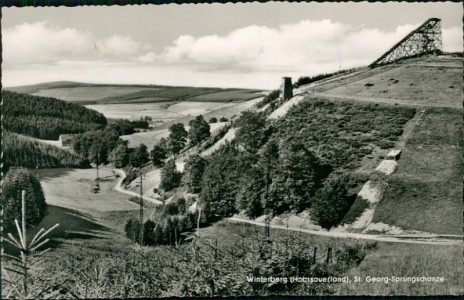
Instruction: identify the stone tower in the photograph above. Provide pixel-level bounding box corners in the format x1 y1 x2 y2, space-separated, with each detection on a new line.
281 77 293 101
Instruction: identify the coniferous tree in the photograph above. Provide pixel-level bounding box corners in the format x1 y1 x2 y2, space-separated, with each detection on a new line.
2 168 47 228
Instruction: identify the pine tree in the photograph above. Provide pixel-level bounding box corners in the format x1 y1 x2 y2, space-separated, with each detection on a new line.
2 168 47 228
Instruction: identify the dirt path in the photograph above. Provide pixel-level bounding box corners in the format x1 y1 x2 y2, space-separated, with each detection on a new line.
226 217 462 246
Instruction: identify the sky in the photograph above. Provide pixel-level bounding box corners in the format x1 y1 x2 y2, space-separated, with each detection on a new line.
2 2 462 89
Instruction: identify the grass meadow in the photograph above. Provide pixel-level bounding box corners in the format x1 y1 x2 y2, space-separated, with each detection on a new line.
322 62 462 108
374 108 463 234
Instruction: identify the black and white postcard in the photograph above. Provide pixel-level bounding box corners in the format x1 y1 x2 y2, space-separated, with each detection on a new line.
1 2 463 298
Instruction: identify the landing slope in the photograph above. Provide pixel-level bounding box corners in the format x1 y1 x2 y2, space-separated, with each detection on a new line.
295 55 463 234
310 56 461 108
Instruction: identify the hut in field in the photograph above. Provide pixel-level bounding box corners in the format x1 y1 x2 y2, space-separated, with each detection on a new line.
59 134 78 147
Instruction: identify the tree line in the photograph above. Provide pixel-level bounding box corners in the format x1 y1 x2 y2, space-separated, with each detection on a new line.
3 132 90 172
3 90 107 140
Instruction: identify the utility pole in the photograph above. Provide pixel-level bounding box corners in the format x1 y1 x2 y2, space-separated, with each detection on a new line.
139 170 143 223
96 150 100 182
265 155 271 240
139 168 144 245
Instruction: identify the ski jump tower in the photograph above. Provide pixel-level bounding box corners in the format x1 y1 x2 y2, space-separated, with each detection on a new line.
369 18 442 68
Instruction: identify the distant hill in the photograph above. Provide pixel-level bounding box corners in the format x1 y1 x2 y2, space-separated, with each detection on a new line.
5 82 264 105
3 132 89 172
2 90 107 140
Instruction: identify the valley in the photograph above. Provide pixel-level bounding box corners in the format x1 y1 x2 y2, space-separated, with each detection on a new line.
3 55 463 297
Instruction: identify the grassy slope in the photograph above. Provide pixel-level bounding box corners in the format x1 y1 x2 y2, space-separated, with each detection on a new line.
373 108 463 234
320 58 462 108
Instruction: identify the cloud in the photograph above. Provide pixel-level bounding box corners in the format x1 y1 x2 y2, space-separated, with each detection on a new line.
2 21 151 64
442 27 463 52
158 20 462 75
3 19 462 89
157 20 418 73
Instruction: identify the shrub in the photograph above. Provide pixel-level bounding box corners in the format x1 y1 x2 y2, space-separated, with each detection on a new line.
219 116 228 122
209 117 218 124
377 140 395 149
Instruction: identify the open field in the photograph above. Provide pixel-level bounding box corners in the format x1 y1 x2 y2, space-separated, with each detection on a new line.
86 99 257 123
32 168 139 213
33 86 159 102
318 60 462 108
120 122 226 150
148 97 263 130
85 103 180 121
7 81 264 105
186 89 263 102
167 101 235 116
98 87 263 104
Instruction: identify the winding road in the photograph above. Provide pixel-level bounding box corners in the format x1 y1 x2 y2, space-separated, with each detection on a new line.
226 217 462 246
112 168 163 205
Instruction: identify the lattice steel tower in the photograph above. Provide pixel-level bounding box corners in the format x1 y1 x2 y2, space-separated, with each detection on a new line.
369 18 442 68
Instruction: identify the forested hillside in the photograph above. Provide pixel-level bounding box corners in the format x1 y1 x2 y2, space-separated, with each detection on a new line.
143 98 416 239
3 132 90 172
2 90 107 140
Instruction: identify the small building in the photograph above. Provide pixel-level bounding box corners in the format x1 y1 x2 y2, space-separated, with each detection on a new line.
386 149 402 161
59 134 77 147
